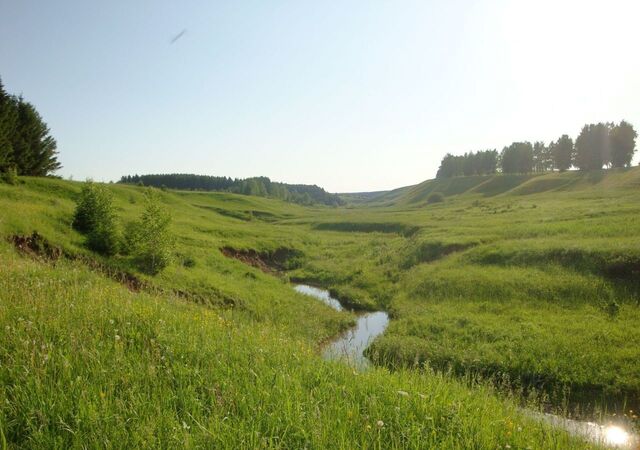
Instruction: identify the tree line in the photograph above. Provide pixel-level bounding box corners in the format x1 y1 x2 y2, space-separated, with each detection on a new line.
0 77 61 178
119 174 344 206
436 121 637 178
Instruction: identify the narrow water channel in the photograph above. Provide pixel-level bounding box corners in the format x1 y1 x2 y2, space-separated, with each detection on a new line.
293 283 638 448
293 284 389 369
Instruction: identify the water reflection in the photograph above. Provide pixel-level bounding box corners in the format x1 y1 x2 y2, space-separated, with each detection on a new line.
538 413 637 448
294 284 344 311
604 426 631 446
294 283 637 447
294 284 389 368
323 311 389 369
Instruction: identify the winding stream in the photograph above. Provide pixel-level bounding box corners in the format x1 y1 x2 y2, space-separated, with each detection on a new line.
294 283 638 448
293 284 389 369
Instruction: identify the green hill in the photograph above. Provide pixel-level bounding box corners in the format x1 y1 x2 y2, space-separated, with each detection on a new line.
1 170 639 448
359 167 640 206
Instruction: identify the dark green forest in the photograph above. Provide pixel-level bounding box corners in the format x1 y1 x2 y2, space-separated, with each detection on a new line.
437 121 637 178
0 78 60 178
119 174 344 206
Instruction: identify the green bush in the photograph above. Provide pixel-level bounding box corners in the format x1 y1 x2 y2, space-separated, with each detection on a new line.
86 220 121 255
604 300 620 318
73 182 105 232
182 255 196 268
125 190 174 274
72 182 120 255
1 166 18 185
427 192 445 204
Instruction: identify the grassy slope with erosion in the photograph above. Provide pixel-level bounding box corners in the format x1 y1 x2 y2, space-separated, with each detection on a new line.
0 177 594 448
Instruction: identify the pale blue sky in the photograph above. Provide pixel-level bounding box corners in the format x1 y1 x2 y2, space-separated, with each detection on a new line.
1 1 639 192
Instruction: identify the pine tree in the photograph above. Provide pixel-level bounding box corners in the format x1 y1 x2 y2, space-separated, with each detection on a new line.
11 99 61 176
0 78 18 172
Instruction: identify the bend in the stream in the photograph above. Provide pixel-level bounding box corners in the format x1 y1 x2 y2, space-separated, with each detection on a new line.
294 284 389 369
293 283 638 448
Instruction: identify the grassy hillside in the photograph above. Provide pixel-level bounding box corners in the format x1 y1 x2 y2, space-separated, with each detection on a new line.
2 169 640 447
298 169 640 410
360 168 640 206
0 243 591 449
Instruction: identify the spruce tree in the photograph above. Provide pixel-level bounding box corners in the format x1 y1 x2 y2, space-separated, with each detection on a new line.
11 99 61 176
0 78 18 172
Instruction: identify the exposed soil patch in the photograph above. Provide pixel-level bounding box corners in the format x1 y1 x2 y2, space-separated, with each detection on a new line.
10 232 146 292
78 256 147 292
220 246 303 274
10 232 243 310
11 232 63 261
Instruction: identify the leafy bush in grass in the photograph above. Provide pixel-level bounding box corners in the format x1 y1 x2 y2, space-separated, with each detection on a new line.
72 181 120 255
125 190 174 274
181 254 196 268
1 166 18 185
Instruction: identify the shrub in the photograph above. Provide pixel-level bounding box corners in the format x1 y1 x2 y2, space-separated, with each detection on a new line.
125 190 174 274
427 192 445 204
73 182 107 232
72 182 120 255
182 255 196 268
87 220 121 256
604 300 620 319
1 166 18 185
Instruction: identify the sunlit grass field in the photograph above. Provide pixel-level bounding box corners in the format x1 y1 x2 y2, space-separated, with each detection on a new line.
1 167 639 447
0 244 596 449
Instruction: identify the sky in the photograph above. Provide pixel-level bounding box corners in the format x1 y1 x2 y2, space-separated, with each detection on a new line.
1 0 639 192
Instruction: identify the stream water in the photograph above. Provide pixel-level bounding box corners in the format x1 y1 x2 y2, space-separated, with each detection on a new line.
293 284 389 369
293 283 638 448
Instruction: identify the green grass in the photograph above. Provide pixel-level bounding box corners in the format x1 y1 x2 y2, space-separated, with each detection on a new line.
0 243 591 449
2 168 640 447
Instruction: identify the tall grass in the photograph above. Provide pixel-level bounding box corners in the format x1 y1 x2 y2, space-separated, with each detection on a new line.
0 245 593 448
1 169 640 446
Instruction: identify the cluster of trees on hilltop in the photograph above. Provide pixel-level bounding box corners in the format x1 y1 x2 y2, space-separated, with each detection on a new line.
0 77 61 177
436 121 637 178
119 174 344 206
436 150 498 178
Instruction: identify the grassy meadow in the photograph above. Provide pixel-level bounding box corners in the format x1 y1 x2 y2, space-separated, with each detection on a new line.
1 168 639 448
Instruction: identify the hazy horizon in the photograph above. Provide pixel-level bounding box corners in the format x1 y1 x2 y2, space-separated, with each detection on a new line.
2 0 639 192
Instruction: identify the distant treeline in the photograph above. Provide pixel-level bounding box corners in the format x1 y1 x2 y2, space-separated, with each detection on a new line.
437 121 637 178
119 174 344 206
0 77 61 176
